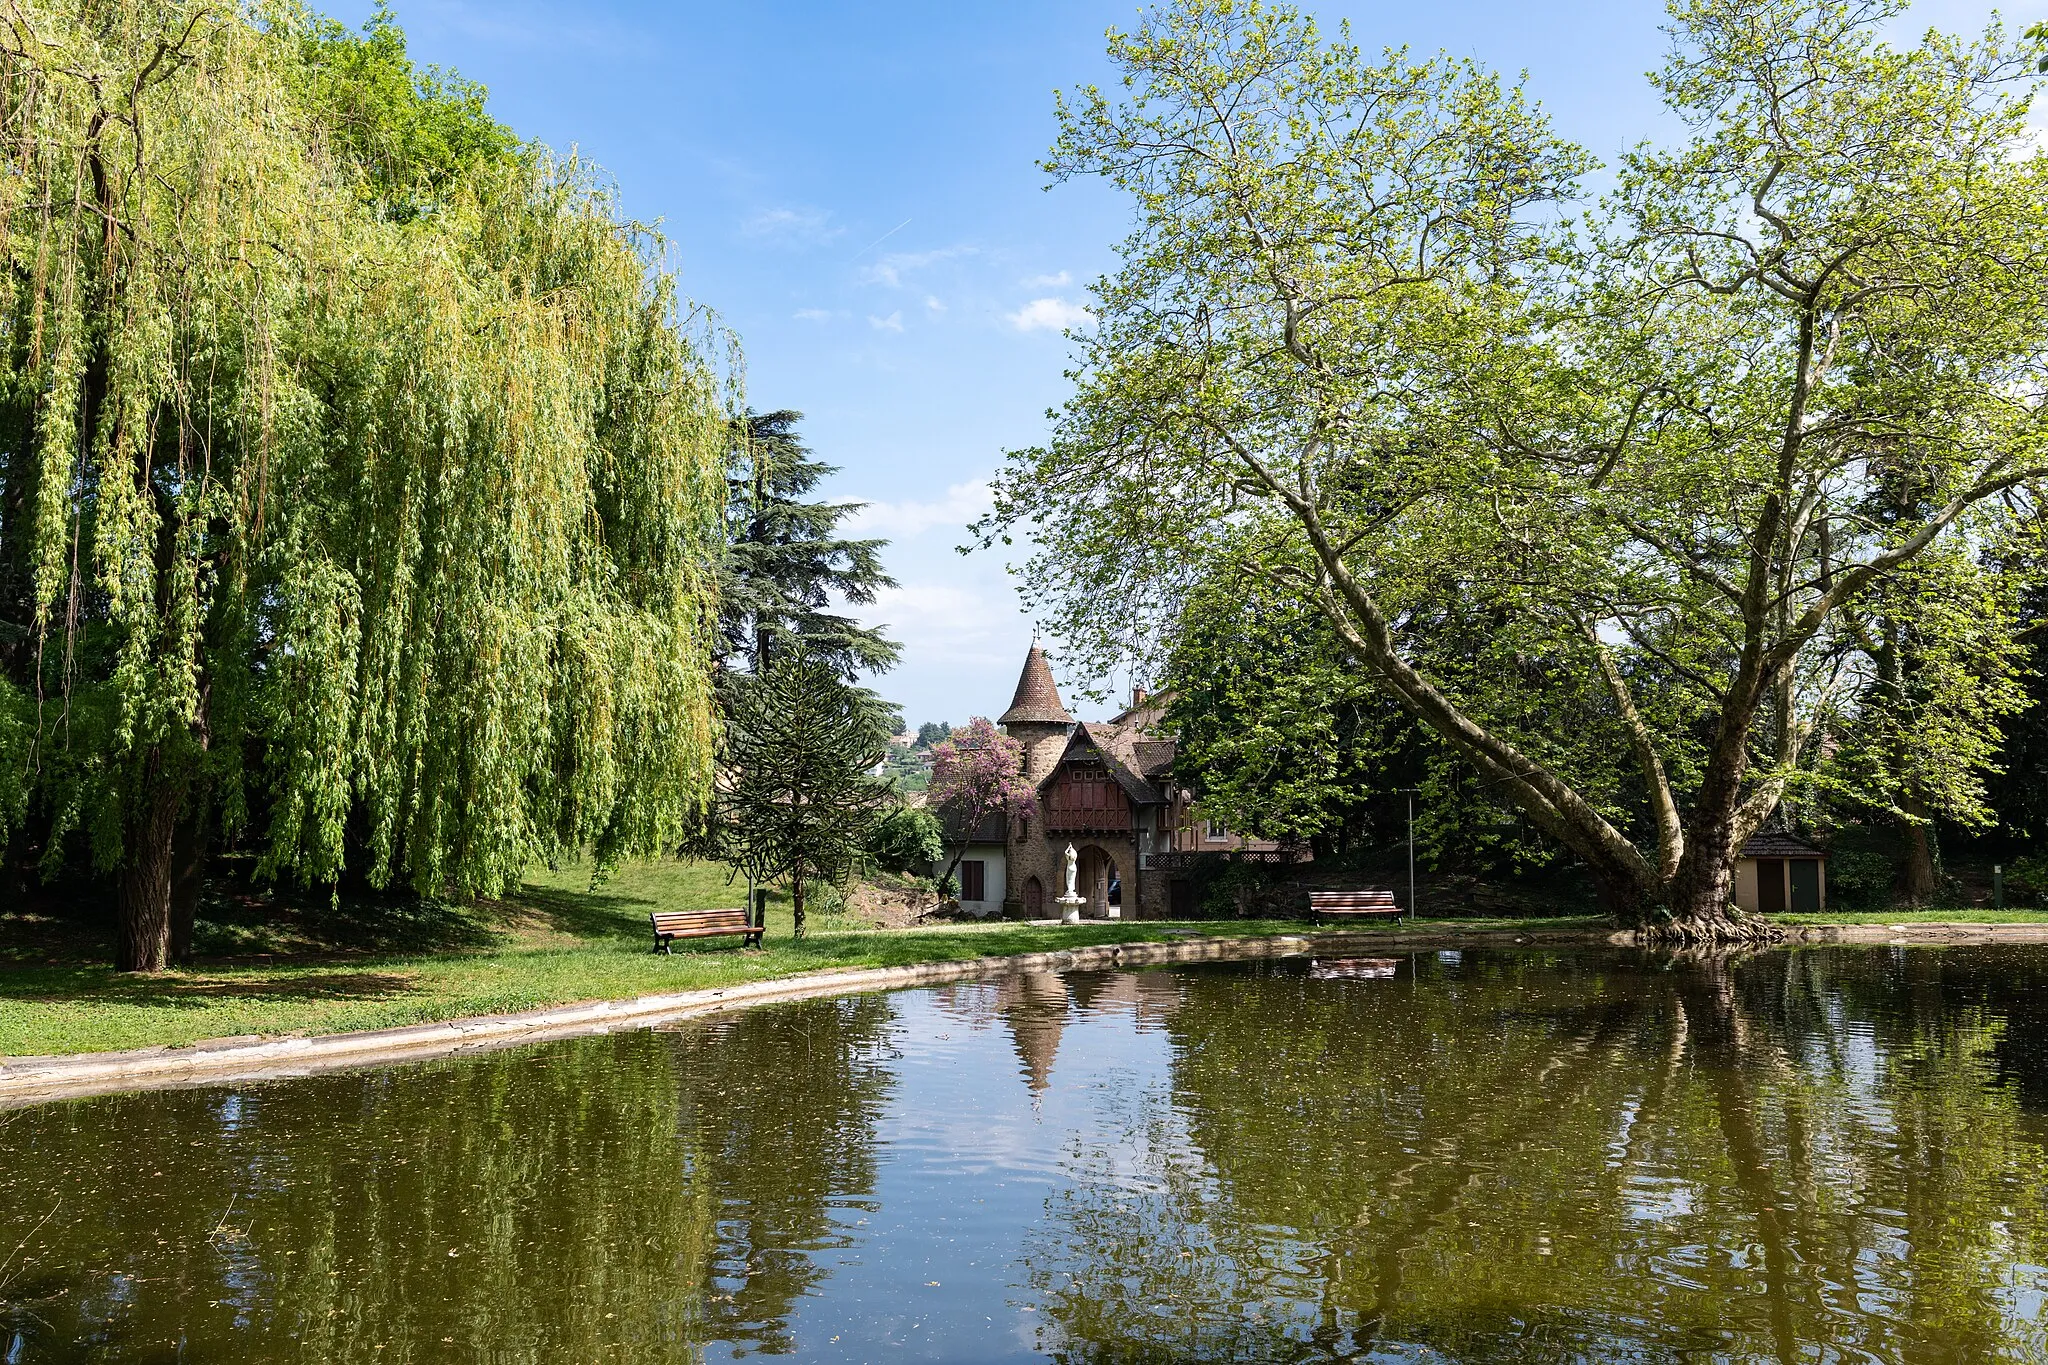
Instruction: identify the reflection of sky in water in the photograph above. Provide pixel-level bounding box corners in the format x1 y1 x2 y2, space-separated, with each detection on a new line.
5 948 2048 1362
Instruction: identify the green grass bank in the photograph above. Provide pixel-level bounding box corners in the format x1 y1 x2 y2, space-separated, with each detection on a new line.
5 859 2043 1058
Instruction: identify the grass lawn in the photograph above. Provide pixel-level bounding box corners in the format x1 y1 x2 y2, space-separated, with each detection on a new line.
6 859 2038 1058
1774 906 2048 925
2 860 1609 1057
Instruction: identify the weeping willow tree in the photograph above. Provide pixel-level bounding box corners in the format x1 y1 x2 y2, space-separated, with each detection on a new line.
0 2 728 970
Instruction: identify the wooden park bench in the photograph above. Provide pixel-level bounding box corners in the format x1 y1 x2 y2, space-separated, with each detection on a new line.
649 908 764 953
1309 890 1403 925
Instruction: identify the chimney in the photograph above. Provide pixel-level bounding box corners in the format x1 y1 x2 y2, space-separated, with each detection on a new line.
1132 686 1149 706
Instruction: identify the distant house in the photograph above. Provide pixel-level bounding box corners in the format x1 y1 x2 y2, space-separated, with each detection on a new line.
935 808 1009 918
1735 831 1827 914
935 644 1300 920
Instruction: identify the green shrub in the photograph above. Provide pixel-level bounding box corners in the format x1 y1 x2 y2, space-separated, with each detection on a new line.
1818 826 1897 908
866 806 945 875
2004 854 2048 906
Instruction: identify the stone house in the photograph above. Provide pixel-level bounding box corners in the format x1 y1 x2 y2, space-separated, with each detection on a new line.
938 644 1295 920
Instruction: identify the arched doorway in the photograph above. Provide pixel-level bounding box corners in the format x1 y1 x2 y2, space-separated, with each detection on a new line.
1023 876 1044 918
1077 845 1119 919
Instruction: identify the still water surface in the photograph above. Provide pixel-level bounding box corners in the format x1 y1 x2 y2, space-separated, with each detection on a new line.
5 947 2048 1362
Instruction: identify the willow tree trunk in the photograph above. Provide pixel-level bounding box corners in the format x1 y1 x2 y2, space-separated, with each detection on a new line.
168 795 210 964
117 755 180 972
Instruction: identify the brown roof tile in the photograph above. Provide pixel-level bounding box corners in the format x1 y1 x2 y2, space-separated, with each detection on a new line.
1739 831 1827 859
998 645 1074 725
1133 739 1177 778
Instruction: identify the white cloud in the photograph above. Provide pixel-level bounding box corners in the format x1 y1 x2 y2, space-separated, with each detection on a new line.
1007 297 1093 333
844 480 992 539
859 580 1018 674
924 295 947 313
741 205 843 247
1023 270 1072 288
860 245 978 288
868 311 905 333
792 307 840 323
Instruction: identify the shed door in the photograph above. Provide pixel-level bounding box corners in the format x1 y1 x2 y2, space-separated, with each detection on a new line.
1788 859 1821 913
1755 858 1787 914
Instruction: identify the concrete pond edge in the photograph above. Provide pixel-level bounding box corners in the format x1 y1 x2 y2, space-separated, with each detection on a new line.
6 919 2046 1106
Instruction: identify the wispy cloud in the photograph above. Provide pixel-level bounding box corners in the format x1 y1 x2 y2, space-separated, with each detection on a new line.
861 245 978 289
792 307 841 323
868 310 905 333
844 480 991 538
1023 270 1072 288
859 581 1019 675
924 295 947 314
742 205 843 247
1007 297 1093 333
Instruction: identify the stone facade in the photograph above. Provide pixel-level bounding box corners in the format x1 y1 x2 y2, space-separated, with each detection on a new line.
974 644 1289 921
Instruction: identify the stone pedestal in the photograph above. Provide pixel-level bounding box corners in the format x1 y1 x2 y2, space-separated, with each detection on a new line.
1056 893 1086 925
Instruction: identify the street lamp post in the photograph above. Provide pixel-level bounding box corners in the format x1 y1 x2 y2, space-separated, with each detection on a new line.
1407 790 1416 922
1390 788 1419 922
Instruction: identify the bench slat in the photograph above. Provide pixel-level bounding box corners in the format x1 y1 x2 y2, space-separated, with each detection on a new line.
650 908 762 953
1309 889 1403 922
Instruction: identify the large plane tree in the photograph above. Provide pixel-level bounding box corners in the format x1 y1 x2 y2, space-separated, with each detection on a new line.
983 0 2048 941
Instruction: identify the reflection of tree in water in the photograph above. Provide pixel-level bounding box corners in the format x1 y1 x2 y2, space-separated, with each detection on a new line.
1023 952 2048 1364
665 993 896 1354
0 993 895 1363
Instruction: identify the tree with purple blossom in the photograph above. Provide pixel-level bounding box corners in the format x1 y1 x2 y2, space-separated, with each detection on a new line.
926 718 1038 900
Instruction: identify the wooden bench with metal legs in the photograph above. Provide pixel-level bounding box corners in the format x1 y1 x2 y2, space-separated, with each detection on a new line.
1309 890 1403 925
650 908 764 953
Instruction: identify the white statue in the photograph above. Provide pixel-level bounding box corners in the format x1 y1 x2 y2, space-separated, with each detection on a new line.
1056 843 1085 924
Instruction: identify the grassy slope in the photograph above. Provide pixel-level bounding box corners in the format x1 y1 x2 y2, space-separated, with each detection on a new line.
0 861 1503 1057
4 859 2040 1058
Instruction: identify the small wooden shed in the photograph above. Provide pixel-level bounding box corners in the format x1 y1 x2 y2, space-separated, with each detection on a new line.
1734 831 1827 914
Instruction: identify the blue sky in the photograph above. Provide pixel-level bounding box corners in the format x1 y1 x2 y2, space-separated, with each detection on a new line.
331 0 2038 729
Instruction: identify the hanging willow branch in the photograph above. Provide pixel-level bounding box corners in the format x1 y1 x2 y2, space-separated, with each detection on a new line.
0 0 728 964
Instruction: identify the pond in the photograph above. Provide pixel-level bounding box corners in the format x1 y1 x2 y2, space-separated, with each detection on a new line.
5 946 2048 1362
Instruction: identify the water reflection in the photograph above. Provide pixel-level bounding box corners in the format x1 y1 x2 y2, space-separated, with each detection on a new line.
2 948 2046 1362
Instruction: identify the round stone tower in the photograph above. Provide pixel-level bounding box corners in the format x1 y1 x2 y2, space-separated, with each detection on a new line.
999 643 1074 783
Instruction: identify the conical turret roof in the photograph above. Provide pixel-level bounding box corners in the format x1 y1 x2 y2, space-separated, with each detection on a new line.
998 643 1073 726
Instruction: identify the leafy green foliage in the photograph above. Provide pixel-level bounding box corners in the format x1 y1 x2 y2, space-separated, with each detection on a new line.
720 409 898 679
1167 566 1584 876
865 805 943 875
0 1 727 968
1982 569 2048 849
713 648 892 936
986 0 2048 928
294 1 519 215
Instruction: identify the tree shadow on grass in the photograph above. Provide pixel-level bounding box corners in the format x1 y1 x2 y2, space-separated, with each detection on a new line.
498 884 659 944
0 965 422 1011
192 882 501 959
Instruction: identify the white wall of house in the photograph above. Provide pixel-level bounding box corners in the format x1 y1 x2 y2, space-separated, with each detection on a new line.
952 844 1007 918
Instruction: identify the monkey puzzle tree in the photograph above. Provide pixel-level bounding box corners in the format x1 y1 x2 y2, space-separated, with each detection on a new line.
984 0 2048 941
0 2 727 970
715 647 892 938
